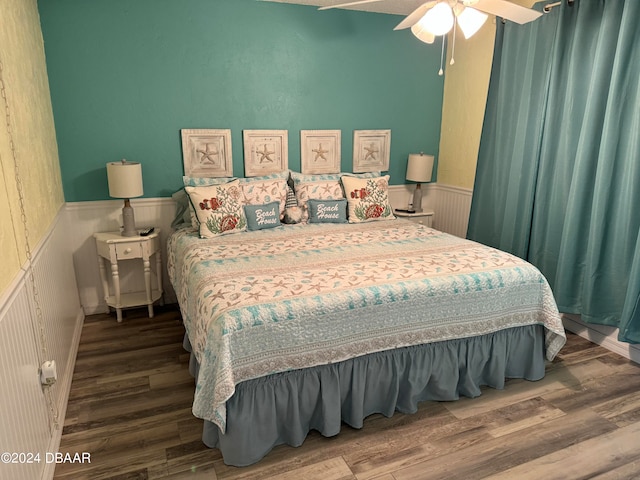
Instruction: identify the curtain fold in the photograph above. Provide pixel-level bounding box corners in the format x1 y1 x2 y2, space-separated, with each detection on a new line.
467 4 558 258
468 0 640 343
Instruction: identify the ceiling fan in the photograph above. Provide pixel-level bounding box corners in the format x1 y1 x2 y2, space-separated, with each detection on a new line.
319 0 542 43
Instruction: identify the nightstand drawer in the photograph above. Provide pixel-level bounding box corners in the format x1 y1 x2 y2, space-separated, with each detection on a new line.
407 216 433 227
394 209 434 228
115 242 143 259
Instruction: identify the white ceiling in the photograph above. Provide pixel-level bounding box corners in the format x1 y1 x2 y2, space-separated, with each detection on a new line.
259 0 429 16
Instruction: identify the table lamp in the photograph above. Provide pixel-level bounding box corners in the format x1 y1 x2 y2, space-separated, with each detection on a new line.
406 152 434 213
107 159 144 236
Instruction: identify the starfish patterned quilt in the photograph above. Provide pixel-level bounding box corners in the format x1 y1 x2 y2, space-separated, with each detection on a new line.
168 220 566 432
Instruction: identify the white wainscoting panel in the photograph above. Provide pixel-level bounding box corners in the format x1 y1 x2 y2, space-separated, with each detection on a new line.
65 198 177 315
432 184 473 238
388 184 437 214
0 207 84 480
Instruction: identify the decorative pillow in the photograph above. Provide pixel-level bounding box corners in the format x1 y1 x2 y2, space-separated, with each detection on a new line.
340 175 396 223
185 180 247 238
308 199 348 224
244 202 281 231
289 171 383 222
240 178 288 218
182 177 237 226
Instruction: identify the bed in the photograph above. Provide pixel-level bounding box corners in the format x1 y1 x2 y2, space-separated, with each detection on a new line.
168 170 566 467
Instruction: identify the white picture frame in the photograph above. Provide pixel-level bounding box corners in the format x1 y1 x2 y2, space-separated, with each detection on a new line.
352 129 391 173
180 129 233 177
243 130 289 177
300 130 341 174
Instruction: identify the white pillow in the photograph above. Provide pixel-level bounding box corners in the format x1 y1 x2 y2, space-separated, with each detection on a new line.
185 180 247 238
340 175 396 223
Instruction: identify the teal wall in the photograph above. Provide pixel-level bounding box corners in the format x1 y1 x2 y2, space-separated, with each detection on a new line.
38 0 444 201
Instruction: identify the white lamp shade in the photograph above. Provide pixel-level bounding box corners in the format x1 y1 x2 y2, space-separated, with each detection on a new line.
107 160 143 198
411 23 435 44
416 2 454 37
406 153 434 183
457 7 488 39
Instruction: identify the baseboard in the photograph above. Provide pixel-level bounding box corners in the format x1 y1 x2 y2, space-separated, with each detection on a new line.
562 314 640 364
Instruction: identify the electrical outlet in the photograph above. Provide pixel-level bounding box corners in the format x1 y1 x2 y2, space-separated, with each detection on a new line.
40 360 57 386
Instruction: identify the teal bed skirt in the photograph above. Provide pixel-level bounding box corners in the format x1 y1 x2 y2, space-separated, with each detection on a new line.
185 324 546 467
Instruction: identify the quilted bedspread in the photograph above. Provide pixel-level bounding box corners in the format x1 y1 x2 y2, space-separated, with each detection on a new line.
168 220 566 432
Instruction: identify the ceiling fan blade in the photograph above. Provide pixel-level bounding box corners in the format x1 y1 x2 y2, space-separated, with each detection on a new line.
393 1 437 31
470 0 542 24
318 0 383 11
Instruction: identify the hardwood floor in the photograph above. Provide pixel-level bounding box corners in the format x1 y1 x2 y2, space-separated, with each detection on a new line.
55 305 640 480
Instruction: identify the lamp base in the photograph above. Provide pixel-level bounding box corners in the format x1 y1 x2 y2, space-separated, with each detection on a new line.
121 199 137 237
412 184 423 213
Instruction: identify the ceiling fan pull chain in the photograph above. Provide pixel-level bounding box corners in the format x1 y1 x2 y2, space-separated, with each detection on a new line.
438 35 445 76
450 14 457 65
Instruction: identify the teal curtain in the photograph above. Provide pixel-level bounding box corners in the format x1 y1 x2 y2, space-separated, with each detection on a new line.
468 0 640 343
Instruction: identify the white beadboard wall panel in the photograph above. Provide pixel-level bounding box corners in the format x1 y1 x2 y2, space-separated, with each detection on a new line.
65 198 177 314
388 184 437 214
0 281 49 480
0 207 84 480
432 184 473 238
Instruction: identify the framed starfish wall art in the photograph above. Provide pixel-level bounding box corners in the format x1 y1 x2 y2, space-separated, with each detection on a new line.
243 130 289 177
300 130 341 174
352 129 391 173
181 129 233 177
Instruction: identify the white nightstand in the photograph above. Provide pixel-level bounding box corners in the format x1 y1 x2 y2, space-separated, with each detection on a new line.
94 229 163 322
394 209 435 228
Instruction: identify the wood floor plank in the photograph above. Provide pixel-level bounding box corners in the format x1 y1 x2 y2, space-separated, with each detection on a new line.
54 308 640 480
588 459 640 480
263 457 354 480
388 409 617 480
484 421 640 480
347 426 489 480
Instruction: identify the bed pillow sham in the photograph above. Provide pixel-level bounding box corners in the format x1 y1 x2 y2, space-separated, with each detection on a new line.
240 178 288 218
170 189 193 228
291 180 343 223
183 176 235 187
185 180 247 238
307 199 348 224
183 171 288 187
341 175 395 223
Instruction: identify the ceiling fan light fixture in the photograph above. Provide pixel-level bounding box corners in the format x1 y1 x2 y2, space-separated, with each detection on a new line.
456 6 488 39
411 23 436 44
416 1 454 37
